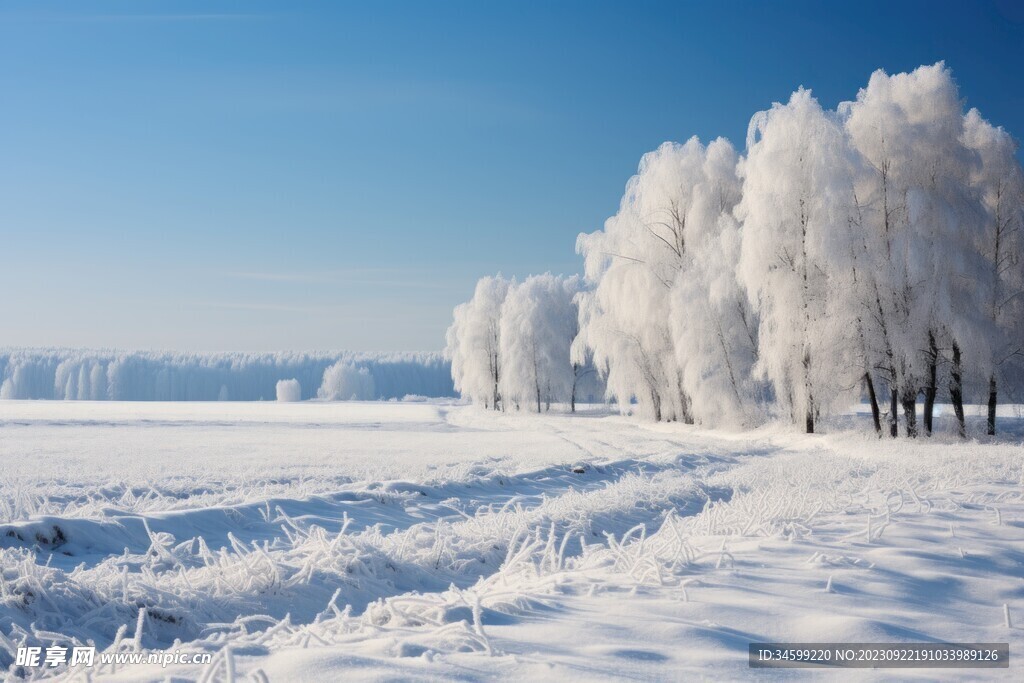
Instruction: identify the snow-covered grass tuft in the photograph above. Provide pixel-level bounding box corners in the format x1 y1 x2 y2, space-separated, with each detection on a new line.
1 401 1022 680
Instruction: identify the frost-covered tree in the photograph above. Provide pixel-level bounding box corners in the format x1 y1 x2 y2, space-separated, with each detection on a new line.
445 276 512 409
843 63 992 438
318 361 375 400
963 107 1024 435
448 62 1024 438
276 378 302 402
737 88 861 433
576 142 709 422
446 274 599 412
902 67 986 438
840 78 912 437
666 138 761 427
500 274 587 412
0 350 450 401
829 164 887 436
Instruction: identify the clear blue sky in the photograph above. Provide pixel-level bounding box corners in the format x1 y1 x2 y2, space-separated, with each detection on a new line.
2 1 1022 351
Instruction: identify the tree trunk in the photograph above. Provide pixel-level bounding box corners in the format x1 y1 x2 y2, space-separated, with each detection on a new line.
570 364 579 414
677 376 694 425
950 343 966 438
901 393 917 438
987 374 997 436
864 373 881 436
650 387 662 422
803 350 814 434
922 332 937 436
889 384 898 438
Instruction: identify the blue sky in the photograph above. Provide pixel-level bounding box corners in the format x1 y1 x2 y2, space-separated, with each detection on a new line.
2 0 1022 351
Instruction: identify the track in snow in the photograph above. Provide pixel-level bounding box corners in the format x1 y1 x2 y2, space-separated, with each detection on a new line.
1 401 1022 681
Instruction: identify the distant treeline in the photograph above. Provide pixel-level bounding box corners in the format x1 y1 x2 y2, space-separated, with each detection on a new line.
0 349 454 401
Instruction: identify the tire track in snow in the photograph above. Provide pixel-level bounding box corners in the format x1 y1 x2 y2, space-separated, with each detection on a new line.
0 405 760 671
0 456 714 568
0 456 730 661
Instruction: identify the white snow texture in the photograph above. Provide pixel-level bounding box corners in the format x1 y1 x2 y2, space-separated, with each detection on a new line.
0 400 1021 681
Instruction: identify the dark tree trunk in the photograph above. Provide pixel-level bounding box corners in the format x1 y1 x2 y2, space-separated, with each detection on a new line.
570 365 579 414
650 388 662 422
864 373 881 436
950 343 966 438
803 350 814 434
987 374 997 436
889 384 898 438
901 392 918 437
922 332 937 436
678 378 694 425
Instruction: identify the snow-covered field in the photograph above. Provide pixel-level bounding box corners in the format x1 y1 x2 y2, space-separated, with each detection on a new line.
1 400 1022 681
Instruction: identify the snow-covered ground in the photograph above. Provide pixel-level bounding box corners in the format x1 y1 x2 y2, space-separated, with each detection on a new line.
0 400 1022 681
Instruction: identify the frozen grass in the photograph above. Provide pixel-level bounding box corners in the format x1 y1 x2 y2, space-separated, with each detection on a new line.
0 401 1022 680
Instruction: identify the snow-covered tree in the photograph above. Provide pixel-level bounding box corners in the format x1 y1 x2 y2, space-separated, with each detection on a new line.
963 107 1024 435
737 88 862 433
0 350 450 401
447 62 1024 438
500 274 588 412
666 138 761 427
576 141 710 422
276 379 302 402
842 63 992 437
318 361 375 400
841 68 921 437
445 276 512 409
